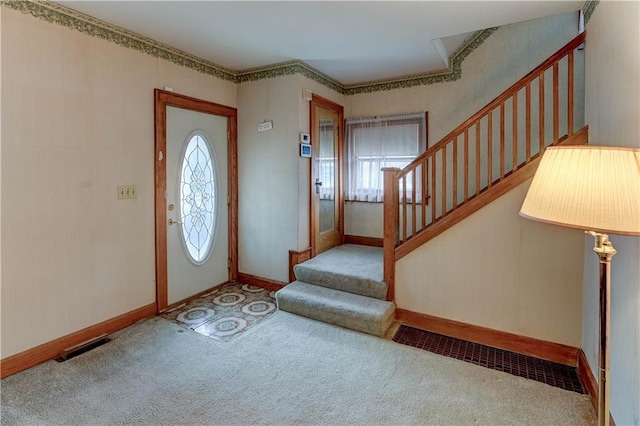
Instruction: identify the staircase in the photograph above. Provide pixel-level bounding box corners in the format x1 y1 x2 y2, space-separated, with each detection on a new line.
278 33 588 337
276 244 395 337
382 32 588 299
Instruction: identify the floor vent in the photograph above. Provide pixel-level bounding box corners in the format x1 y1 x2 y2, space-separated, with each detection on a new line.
55 335 112 362
393 325 584 394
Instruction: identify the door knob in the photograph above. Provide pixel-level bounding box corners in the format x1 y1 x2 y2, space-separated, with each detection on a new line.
315 178 323 194
168 218 182 226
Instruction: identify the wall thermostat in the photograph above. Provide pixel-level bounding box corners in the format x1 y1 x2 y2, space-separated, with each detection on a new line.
300 133 310 143
300 143 312 158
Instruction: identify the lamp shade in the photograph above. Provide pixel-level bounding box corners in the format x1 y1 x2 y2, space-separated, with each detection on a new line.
520 146 640 236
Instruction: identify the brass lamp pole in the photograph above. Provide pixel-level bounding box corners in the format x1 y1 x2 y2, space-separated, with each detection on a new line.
520 146 640 426
590 231 615 426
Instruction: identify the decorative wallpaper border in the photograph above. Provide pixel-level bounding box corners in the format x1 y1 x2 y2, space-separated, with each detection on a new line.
2 0 237 82
235 60 345 94
2 0 495 95
582 0 599 23
342 28 497 95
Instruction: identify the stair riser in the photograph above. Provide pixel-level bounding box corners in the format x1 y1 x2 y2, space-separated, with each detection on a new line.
294 265 387 300
277 296 394 337
276 281 395 337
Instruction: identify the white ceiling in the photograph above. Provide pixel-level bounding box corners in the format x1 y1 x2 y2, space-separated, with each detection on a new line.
58 1 583 85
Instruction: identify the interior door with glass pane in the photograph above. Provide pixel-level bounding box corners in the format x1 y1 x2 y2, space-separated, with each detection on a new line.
313 105 340 254
166 106 228 305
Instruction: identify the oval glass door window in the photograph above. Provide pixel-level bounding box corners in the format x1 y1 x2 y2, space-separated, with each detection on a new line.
179 132 218 265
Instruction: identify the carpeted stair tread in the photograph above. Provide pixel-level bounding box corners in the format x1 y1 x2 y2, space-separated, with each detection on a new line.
275 281 395 337
293 244 387 300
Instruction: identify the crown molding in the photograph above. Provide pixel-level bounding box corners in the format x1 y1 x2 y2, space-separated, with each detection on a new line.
3 1 496 95
2 0 237 82
235 60 345 94
582 0 599 23
342 28 497 95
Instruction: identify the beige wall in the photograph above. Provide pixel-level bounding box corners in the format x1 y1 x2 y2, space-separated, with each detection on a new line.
237 74 343 283
583 2 640 423
237 75 300 282
0 9 236 358
344 12 580 239
396 179 584 345
0 6 4 343
345 202 383 238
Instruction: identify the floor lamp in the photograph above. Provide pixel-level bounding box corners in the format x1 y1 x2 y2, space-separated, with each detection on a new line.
519 145 640 426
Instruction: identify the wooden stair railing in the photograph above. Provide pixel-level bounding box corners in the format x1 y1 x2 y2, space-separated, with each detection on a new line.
383 32 588 301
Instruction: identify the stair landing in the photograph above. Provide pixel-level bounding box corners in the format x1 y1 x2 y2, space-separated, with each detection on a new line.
293 244 386 300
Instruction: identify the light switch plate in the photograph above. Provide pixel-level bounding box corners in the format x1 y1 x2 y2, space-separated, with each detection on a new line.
117 185 137 199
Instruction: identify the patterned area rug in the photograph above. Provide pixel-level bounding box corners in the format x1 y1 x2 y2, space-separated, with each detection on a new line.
162 282 277 342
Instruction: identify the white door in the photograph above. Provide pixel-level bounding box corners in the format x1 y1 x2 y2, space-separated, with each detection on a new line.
166 106 229 305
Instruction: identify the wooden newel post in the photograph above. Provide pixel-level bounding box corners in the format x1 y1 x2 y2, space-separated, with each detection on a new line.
382 167 400 302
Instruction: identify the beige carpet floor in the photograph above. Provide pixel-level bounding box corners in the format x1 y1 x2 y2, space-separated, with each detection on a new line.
1 312 596 425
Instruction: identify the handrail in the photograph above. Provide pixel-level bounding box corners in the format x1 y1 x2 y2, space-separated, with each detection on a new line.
383 32 587 302
399 32 586 178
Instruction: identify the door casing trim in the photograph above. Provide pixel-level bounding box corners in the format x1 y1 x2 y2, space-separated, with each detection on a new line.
309 95 344 258
154 89 238 312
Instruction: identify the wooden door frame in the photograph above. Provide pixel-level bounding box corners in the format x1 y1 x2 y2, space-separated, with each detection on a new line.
154 89 238 313
310 95 344 257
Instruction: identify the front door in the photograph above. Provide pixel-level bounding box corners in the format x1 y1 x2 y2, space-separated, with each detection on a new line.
164 106 229 305
155 90 237 312
311 98 343 255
